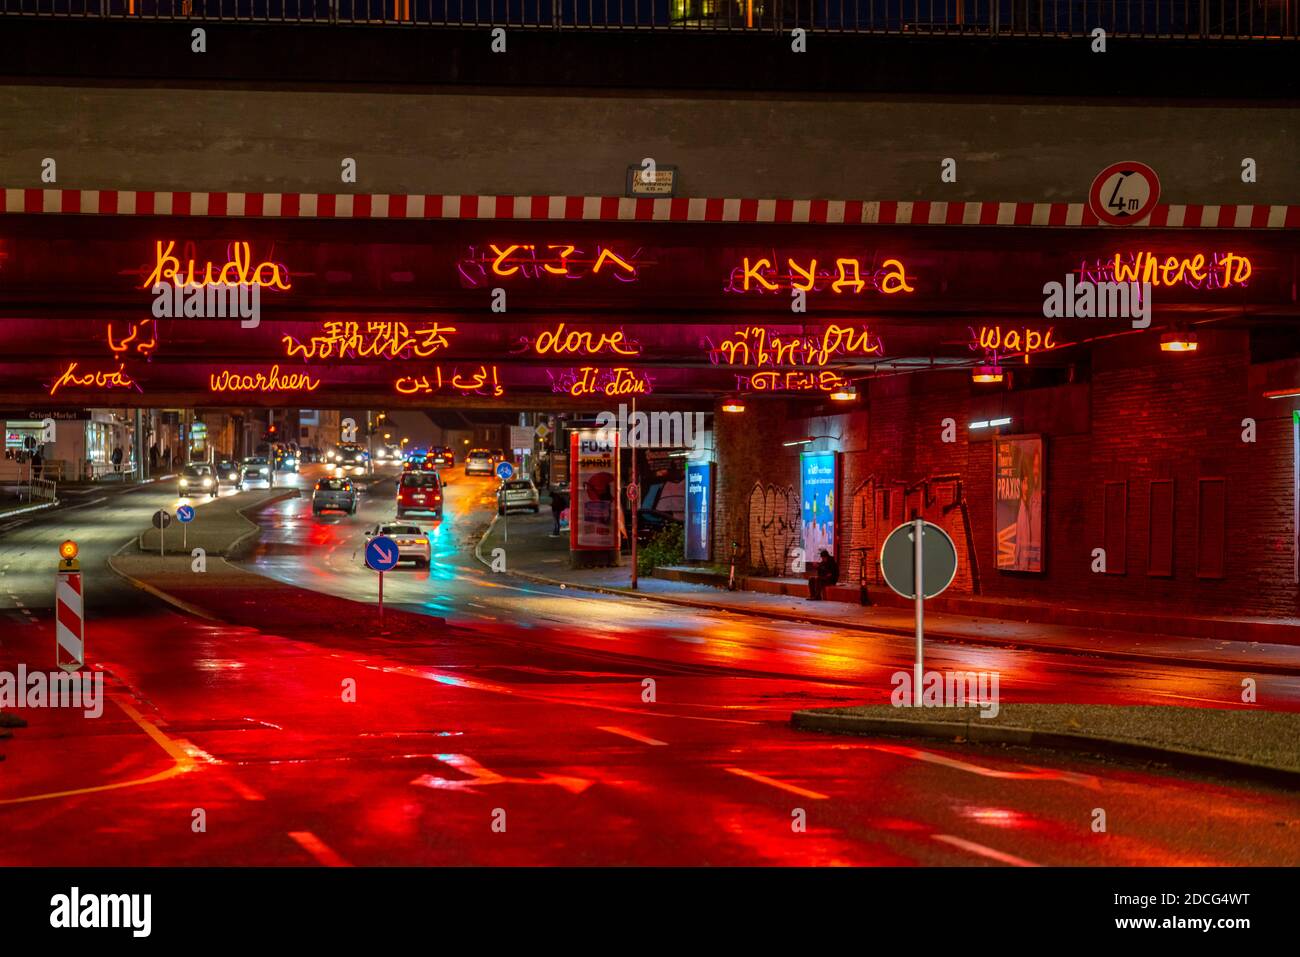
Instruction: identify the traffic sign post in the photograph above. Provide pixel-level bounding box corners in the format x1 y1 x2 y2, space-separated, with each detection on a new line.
176 503 194 550
152 508 172 559
495 461 515 543
55 541 84 672
365 535 400 625
627 481 640 590
879 520 958 697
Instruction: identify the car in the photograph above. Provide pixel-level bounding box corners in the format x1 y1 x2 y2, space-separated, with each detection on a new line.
332 444 370 476
364 522 431 568
430 446 455 468
178 463 218 498
464 449 493 475
497 478 540 515
491 449 507 464
396 470 443 519
274 447 299 472
299 445 321 464
238 456 273 489
403 455 438 473
312 477 358 515
216 459 241 485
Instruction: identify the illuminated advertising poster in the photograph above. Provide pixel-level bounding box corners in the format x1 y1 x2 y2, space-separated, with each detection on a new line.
799 451 836 559
995 434 1046 573
570 429 619 551
685 462 713 561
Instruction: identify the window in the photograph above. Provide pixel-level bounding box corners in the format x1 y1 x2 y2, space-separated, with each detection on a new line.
1147 480 1175 577
1102 480 1127 575
1196 477 1227 579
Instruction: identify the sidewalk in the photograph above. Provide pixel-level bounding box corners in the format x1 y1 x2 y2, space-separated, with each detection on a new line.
0 471 181 521
479 511 1300 676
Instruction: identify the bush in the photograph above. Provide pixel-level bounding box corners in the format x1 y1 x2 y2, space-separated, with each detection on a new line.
637 522 685 575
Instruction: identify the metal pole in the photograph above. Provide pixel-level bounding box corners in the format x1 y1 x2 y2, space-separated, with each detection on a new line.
913 517 924 698
378 570 384 626
630 395 639 590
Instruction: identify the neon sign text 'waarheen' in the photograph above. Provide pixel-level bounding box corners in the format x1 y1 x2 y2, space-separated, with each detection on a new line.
210 365 320 393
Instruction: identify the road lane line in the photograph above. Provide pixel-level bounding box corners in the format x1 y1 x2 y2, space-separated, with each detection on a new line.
598 725 668 746
851 743 1101 788
0 696 196 806
725 767 828 800
288 831 352 867
932 834 1041 867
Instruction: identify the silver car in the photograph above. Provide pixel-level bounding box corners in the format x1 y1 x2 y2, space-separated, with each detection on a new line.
497 478 540 515
237 456 273 490
312 477 358 515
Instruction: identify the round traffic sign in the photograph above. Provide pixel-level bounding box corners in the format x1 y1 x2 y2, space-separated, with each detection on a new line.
176 504 195 524
879 520 958 600
152 509 172 529
495 461 515 481
365 535 400 572
1088 161 1161 226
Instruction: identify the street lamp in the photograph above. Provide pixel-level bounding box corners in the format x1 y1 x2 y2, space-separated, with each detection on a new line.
972 364 1004 383
783 434 839 447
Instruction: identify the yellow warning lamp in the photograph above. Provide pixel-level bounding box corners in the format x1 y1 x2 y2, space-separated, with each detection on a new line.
59 539 80 570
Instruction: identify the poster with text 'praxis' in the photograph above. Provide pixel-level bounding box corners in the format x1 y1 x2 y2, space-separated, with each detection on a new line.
571 429 619 551
995 434 1045 573
800 451 836 561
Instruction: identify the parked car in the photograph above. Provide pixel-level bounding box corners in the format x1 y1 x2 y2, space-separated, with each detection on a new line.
465 449 493 475
363 522 431 568
215 459 241 485
312 477 358 515
178 463 218 498
238 456 273 489
396 470 443 519
497 478 540 515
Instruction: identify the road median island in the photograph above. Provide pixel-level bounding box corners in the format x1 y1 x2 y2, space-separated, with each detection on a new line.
134 487 299 559
109 486 449 639
792 703 1300 788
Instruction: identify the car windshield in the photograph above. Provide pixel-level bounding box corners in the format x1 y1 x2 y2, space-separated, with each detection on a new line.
468 451 489 460
317 479 350 491
243 458 267 466
381 525 422 536
402 473 440 489
504 481 533 490
182 465 209 477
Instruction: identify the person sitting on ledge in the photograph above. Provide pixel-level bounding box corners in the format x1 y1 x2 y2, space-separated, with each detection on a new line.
807 549 838 601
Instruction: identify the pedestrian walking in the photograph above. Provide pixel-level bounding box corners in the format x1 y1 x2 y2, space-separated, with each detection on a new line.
111 445 123 473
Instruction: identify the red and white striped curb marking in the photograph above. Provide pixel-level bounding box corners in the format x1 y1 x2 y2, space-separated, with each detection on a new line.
55 569 84 672
4 188 1298 228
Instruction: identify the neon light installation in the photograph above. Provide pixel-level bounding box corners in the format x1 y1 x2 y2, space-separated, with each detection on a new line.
969 325 1057 363
283 321 458 361
456 243 647 287
141 240 292 291
49 362 138 396
1075 252 1252 289
210 365 321 393
548 367 654 398
519 322 642 358
742 370 851 393
107 319 158 358
725 255 913 296
395 366 504 398
707 324 884 368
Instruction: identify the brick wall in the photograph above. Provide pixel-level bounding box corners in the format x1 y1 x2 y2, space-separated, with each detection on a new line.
714 330 1300 619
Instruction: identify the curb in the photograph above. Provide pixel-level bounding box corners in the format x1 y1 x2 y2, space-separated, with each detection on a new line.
473 526 1300 675
105 554 222 622
790 709 1300 789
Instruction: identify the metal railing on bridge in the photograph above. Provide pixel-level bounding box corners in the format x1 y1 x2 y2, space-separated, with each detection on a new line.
0 0 1294 39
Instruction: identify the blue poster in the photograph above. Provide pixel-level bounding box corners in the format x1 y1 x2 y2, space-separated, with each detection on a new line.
800 451 836 560
685 463 712 561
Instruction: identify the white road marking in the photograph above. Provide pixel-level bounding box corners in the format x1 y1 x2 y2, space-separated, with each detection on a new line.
288 831 352 867
932 833 1041 867
598 725 668 746
725 767 828 800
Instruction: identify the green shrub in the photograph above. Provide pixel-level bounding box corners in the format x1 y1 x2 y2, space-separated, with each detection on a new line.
638 522 685 575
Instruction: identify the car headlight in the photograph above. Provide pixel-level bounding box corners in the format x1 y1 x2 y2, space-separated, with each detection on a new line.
202 478 213 487
180 478 189 486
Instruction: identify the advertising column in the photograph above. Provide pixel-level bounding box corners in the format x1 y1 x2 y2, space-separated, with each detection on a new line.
570 428 620 568
685 461 714 561
799 450 838 567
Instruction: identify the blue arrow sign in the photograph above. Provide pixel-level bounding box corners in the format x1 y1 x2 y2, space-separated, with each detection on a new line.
176 504 195 524
365 535 400 572
495 461 515 481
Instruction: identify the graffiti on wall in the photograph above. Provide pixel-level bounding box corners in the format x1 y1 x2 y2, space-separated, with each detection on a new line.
744 481 801 577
